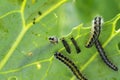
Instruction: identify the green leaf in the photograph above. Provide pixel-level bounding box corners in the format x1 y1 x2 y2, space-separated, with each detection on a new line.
0 0 67 80
74 0 120 26
0 0 120 80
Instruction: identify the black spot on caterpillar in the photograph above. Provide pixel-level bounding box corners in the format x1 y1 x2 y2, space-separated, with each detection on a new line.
61 38 71 53
95 39 118 71
70 37 81 53
49 36 58 44
54 52 87 80
86 16 103 48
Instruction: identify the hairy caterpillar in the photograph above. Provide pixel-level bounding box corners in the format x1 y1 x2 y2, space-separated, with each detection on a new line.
54 52 87 80
61 38 71 53
70 37 81 53
95 39 118 71
86 16 103 48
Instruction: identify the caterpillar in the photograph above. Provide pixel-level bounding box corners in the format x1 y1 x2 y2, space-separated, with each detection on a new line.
49 36 58 44
70 37 81 53
86 16 103 48
95 39 118 71
61 38 71 53
54 52 87 80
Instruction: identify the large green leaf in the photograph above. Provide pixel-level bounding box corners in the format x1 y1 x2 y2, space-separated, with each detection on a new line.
0 0 120 80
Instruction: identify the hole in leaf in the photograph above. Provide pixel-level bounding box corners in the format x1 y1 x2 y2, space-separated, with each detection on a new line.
118 42 120 50
115 19 120 31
